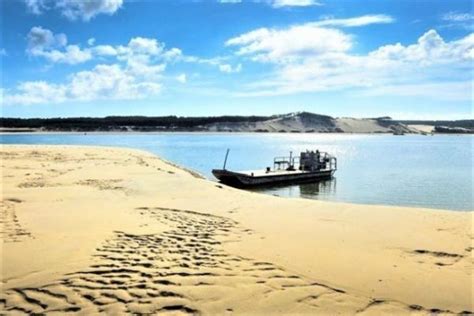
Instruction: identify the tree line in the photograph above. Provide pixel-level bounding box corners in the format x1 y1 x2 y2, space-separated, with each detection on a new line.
0 115 276 131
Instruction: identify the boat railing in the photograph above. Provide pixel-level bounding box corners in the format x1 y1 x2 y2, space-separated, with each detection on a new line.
219 149 337 174
273 156 300 170
274 152 337 171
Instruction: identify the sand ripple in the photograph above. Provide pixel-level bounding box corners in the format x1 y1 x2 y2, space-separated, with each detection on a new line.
2 206 467 315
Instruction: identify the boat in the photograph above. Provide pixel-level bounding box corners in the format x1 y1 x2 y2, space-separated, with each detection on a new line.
212 149 337 187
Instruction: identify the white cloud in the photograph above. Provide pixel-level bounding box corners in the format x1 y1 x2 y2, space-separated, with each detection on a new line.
0 49 7 56
180 55 243 75
101 37 181 62
359 81 473 101
176 74 187 83
225 15 395 64
126 55 166 79
68 64 161 101
4 63 163 106
3 81 67 105
7 30 187 105
93 45 118 56
23 0 123 21
127 37 163 55
27 27 92 64
219 63 242 73
442 12 474 22
34 45 93 64
182 55 222 66
87 37 96 46
440 11 474 31
369 30 474 64
226 25 351 63
219 64 233 73
26 27 183 67
271 0 321 7
27 26 67 51
24 0 48 14
311 14 394 27
217 0 321 7
227 23 473 100
163 48 183 60
57 0 123 21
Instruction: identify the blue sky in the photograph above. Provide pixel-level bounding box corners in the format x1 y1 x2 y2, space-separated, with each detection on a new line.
1 0 472 119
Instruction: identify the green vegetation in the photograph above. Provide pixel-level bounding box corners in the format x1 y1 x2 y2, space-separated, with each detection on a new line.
0 115 274 131
1 113 472 133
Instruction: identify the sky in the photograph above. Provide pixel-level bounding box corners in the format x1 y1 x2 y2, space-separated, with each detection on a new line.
1 0 473 119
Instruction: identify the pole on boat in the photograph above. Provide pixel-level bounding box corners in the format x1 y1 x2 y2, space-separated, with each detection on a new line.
223 148 230 170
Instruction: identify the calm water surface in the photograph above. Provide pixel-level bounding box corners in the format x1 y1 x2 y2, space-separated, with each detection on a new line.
1 133 472 211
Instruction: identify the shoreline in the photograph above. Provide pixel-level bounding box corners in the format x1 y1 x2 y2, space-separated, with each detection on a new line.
0 143 474 212
2 130 473 139
1 145 472 314
0 133 473 212
2 130 472 135
3 143 469 213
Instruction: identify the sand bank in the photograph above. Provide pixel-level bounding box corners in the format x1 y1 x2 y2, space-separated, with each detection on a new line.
1 145 472 314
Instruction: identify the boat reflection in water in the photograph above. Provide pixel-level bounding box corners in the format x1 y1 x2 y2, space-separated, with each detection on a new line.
299 178 337 198
249 178 337 200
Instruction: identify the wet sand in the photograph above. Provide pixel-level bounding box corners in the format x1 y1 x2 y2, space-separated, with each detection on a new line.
1 145 472 314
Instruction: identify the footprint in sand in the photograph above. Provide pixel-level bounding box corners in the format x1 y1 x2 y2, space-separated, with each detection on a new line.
0 199 33 243
409 249 464 267
1 207 469 315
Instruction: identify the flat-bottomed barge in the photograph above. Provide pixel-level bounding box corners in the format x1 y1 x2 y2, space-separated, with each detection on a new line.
212 150 337 187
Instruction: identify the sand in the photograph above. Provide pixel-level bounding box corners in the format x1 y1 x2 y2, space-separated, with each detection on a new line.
1 145 472 315
407 125 435 133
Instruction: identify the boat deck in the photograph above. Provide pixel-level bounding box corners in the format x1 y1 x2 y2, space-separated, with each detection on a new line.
237 168 332 177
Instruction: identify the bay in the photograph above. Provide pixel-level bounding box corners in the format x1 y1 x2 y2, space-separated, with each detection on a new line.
1 133 472 211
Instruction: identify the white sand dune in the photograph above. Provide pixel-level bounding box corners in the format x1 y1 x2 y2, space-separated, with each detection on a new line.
1 145 472 315
206 113 421 133
407 125 435 133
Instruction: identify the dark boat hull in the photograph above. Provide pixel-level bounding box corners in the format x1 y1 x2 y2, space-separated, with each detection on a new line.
212 169 335 187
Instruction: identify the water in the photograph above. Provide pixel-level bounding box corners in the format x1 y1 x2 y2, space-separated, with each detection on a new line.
1 133 472 211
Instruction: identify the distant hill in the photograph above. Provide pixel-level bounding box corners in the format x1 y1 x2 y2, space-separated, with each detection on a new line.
203 112 418 133
398 120 474 129
397 120 474 134
1 112 473 134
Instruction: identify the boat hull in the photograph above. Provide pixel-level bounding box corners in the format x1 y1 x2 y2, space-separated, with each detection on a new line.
212 169 335 187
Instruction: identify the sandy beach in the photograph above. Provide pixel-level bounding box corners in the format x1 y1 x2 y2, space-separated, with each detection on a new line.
1 145 472 315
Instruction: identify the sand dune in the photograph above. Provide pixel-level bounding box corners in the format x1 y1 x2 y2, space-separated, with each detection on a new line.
1 112 425 134
1 145 472 315
206 113 420 134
